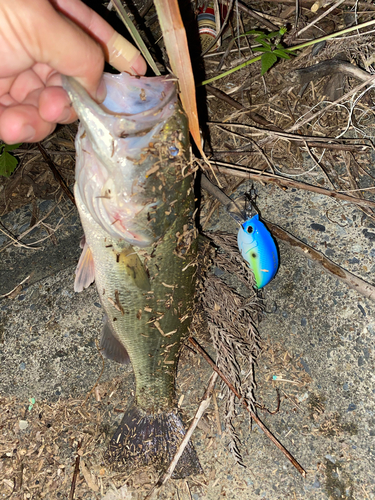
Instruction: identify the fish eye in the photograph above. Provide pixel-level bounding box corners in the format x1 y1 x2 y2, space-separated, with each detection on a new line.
247 226 253 234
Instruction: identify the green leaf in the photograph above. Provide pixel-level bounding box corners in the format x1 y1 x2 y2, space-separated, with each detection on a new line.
279 27 287 36
265 30 283 39
261 52 278 75
0 150 18 177
257 39 272 49
4 142 22 152
253 46 272 53
273 49 291 59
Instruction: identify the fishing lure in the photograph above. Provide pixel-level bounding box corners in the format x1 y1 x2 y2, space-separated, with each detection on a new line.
237 213 279 289
200 174 278 289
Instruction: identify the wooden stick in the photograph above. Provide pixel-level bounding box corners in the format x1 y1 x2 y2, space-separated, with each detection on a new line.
264 220 375 301
201 161 375 209
69 439 82 500
188 337 306 477
143 372 218 499
37 143 75 206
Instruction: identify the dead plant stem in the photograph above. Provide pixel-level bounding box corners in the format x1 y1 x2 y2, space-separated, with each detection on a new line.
143 372 218 499
188 337 306 477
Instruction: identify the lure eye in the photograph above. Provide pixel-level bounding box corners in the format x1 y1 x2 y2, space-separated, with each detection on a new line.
247 226 254 234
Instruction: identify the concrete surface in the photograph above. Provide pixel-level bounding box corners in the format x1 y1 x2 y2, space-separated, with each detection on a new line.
1 176 375 499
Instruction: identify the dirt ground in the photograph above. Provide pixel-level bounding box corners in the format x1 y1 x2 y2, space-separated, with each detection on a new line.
1 0 375 499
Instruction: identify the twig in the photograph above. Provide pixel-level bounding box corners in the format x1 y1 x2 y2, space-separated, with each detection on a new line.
200 160 375 209
0 275 31 299
37 143 75 205
69 439 83 500
0 204 74 253
215 125 275 173
212 390 222 435
218 0 279 31
264 0 375 9
208 121 373 150
14 149 75 156
143 372 218 499
286 75 375 134
295 0 346 37
264 220 375 301
204 92 370 151
188 338 306 477
256 388 281 415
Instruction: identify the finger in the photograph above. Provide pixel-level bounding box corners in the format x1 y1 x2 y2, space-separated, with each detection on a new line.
0 76 15 99
0 104 55 143
39 86 77 124
52 0 147 75
5 0 106 100
9 69 44 103
0 93 17 107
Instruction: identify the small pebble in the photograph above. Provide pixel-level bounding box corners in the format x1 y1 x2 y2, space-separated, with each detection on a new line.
310 223 326 232
19 420 28 430
312 478 321 488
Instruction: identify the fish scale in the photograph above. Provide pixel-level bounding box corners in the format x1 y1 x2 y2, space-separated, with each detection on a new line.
63 73 201 477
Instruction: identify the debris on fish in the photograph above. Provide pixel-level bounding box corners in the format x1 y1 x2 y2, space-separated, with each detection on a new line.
237 214 279 289
63 72 200 477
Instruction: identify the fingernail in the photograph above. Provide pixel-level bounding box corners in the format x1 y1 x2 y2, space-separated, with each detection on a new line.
20 125 36 142
96 78 107 102
130 66 139 76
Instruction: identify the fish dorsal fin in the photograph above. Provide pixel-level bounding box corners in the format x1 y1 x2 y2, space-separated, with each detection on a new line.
100 318 130 365
74 241 95 292
117 246 151 291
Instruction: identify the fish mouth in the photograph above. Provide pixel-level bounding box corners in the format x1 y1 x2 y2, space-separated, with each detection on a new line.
63 73 179 245
62 73 178 160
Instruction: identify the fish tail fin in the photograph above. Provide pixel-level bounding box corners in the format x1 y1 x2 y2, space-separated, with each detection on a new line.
106 404 202 478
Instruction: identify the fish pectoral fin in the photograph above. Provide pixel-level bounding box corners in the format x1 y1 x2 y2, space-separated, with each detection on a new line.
118 246 151 291
100 318 130 365
74 241 95 292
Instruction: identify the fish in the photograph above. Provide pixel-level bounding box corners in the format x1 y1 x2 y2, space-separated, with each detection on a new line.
62 72 201 477
237 214 279 289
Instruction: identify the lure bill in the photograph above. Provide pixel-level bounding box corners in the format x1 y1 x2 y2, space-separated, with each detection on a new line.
237 214 279 289
63 72 200 477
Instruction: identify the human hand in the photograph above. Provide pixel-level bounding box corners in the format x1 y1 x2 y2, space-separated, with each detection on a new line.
0 0 147 144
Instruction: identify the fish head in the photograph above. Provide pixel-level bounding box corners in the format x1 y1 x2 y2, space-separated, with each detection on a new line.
63 73 185 246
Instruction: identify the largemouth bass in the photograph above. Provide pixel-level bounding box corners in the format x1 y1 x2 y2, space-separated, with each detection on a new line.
62 72 200 477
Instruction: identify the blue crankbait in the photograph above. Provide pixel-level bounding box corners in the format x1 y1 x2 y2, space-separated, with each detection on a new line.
237 214 279 289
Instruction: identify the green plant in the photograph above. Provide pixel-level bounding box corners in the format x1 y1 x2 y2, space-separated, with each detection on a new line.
0 142 22 177
243 27 291 75
201 18 375 86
